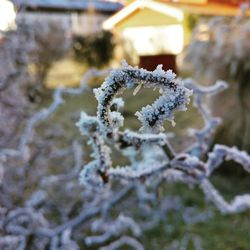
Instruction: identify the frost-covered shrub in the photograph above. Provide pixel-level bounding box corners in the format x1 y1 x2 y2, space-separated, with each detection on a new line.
0 13 71 150
29 20 71 86
77 62 250 216
186 9 250 150
1 62 250 250
6 11 72 100
0 12 70 147
0 19 33 148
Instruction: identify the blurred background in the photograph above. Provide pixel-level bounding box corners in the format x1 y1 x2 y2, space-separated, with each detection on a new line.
1 0 250 249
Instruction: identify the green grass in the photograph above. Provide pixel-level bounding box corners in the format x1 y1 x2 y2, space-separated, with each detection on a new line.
143 177 250 250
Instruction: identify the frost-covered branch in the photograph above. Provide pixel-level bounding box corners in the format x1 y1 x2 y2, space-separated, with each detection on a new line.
184 79 228 156
85 214 141 246
77 61 250 217
94 61 192 132
206 144 250 176
200 179 250 214
99 236 144 250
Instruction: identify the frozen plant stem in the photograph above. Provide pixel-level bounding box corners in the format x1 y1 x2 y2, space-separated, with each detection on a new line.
78 61 250 215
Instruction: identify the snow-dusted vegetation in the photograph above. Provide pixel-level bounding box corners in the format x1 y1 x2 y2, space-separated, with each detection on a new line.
186 8 250 150
1 61 250 250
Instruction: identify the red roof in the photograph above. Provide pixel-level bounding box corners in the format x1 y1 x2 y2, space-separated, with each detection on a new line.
161 0 249 6
159 0 250 16
208 0 249 5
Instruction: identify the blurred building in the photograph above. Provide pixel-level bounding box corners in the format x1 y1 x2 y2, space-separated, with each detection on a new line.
0 0 16 32
12 0 124 35
103 0 250 71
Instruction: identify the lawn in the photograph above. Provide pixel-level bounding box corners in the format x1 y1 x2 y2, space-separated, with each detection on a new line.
45 56 88 89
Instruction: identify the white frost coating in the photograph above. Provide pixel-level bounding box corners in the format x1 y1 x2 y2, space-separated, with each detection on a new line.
85 214 141 245
25 190 47 208
163 169 197 184
171 234 203 250
173 154 205 169
94 61 191 132
77 113 112 188
79 133 112 188
99 236 145 250
76 112 100 135
184 79 228 97
108 161 170 181
136 84 192 132
60 229 79 250
201 179 250 214
122 130 169 147
111 97 124 110
79 161 104 188
0 235 25 250
183 79 228 157
206 144 250 175
110 111 124 129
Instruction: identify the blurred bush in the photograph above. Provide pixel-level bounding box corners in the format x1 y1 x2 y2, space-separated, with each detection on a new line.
186 12 250 152
0 20 32 148
0 15 71 146
13 17 71 101
30 20 71 86
72 30 115 68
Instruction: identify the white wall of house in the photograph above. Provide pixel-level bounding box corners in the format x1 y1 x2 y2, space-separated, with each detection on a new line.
121 24 184 56
0 0 16 31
